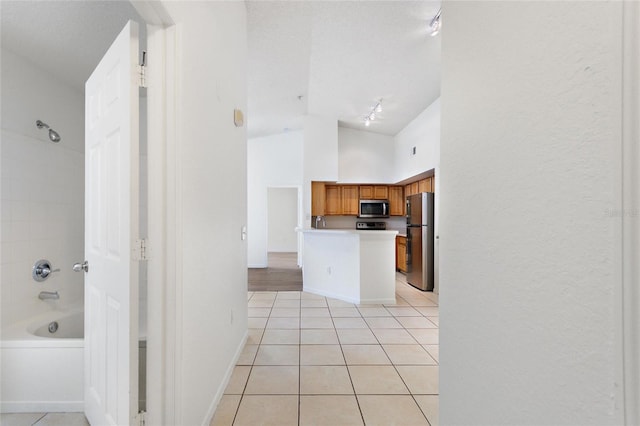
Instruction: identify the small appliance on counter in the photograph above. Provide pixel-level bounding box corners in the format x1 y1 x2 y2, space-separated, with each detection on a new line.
356 221 387 230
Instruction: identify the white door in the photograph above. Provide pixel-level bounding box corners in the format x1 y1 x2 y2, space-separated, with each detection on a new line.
84 21 140 426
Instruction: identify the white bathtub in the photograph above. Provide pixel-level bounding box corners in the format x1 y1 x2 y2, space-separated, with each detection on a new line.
1 308 84 413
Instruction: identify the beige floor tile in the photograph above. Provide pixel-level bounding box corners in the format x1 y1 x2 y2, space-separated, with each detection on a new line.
299 395 364 426
385 306 420 317
248 299 275 308
423 345 439 362
406 328 439 345
210 394 241 426
300 345 345 365
385 298 410 306
357 395 429 426
237 344 258 365
276 291 302 299
329 307 362 317
427 316 439 326
396 366 439 394
266 317 300 329
274 299 301 308
248 307 271 318
415 307 439 316
224 366 251 394
414 395 439 426
247 291 254 299
301 329 339 344
396 316 438 329
348 365 409 394
244 366 299 394
270 307 300 318
234 395 298 426
301 317 334 329
252 291 278 298
301 299 328 307
371 328 418 344
301 292 326 300
337 328 378 344
333 317 368 329
261 329 300 345
247 317 268 329
342 344 391 365
246 328 264 345
31 413 89 426
403 298 438 307
326 299 356 308
382 345 437 365
358 307 391 317
301 307 331 317
300 365 354 394
365 317 403 329
254 345 299 365
0 413 46 426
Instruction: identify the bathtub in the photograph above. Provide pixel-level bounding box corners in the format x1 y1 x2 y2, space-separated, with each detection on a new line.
1 308 84 413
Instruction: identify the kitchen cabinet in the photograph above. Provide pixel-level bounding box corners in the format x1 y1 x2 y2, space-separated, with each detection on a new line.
406 182 419 197
389 186 405 216
342 185 359 215
325 185 341 215
396 235 407 273
311 181 326 216
360 185 388 200
418 177 432 193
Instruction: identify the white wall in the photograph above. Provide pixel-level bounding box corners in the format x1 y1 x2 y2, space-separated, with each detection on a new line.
303 115 338 223
394 98 440 183
267 188 298 253
248 131 303 266
0 49 84 326
439 2 623 424
338 127 395 183
161 2 248 425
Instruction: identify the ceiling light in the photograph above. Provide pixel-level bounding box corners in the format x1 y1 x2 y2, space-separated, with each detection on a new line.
429 8 441 37
363 99 383 127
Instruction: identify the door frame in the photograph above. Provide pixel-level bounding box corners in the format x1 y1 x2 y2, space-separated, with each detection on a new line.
128 3 178 426
265 185 303 267
621 1 640 423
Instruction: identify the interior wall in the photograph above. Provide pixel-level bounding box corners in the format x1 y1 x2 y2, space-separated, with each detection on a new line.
393 97 440 183
267 188 298 253
0 48 84 326
160 2 248 425
338 127 395 183
247 131 303 267
439 2 623 424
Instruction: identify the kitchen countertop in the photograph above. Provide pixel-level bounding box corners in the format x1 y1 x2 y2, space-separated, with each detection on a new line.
299 228 398 235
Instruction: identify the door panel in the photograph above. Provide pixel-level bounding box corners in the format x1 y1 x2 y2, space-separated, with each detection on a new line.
85 21 140 426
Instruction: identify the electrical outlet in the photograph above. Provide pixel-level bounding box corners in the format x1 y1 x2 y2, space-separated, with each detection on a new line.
412 146 416 155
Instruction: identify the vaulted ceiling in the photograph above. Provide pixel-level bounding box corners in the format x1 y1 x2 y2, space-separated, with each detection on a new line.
1 1 441 139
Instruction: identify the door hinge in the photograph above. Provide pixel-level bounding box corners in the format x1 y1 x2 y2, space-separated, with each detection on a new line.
138 50 147 88
133 238 149 261
136 410 146 426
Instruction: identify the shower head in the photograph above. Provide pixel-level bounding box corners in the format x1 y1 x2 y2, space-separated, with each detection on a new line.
36 120 61 143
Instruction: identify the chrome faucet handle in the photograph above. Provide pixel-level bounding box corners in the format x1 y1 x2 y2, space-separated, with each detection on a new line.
33 259 58 282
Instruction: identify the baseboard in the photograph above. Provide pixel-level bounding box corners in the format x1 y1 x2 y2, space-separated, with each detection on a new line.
201 329 248 426
302 286 360 304
247 263 268 268
1 401 84 413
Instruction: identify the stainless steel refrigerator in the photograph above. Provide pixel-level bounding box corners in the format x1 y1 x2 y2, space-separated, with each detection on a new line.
406 192 435 291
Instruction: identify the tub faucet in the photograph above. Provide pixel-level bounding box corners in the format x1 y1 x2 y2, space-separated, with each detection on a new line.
38 291 59 300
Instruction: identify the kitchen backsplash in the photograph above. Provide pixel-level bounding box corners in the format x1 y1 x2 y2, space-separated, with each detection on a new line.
319 215 406 232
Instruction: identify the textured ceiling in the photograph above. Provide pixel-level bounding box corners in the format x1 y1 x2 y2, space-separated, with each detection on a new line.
247 1 441 138
1 1 441 138
0 1 142 91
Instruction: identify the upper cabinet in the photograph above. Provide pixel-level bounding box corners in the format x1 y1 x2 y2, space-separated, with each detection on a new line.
389 186 405 216
312 181 326 216
359 185 388 200
342 186 359 215
325 184 358 216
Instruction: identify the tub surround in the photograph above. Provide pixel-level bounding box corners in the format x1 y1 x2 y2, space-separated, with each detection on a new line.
300 229 398 304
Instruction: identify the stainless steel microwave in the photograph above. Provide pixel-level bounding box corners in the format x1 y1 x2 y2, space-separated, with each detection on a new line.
359 199 390 218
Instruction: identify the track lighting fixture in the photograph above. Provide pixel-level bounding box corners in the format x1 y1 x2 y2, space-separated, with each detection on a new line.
364 99 382 127
429 8 441 37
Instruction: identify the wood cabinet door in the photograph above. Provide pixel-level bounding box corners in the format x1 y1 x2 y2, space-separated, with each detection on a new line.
389 186 405 216
342 185 359 215
311 181 326 216
418 177 433 193
359 185 373 199
396 236 407 272
373 186 389 199
325 185 341 215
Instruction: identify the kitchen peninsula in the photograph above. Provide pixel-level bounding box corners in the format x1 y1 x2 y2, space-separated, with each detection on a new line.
300 228 398 304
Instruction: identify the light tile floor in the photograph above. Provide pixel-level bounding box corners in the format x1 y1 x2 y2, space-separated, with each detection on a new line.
0 412 88 426
212 273 439 426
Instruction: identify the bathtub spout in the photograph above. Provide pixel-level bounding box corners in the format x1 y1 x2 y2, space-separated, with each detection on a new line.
38 291 59 300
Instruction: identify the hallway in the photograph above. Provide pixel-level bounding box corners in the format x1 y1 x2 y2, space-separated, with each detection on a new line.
212 273 439 425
